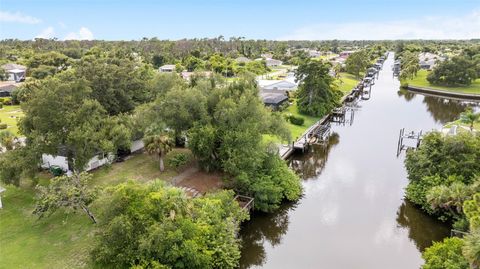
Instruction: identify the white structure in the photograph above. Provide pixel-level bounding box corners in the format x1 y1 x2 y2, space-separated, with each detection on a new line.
418 52 445 70
1 63 26 82
159 64 176 72
262 80 297 91
235 56 251 64
0 186 5 209
265 58 283 67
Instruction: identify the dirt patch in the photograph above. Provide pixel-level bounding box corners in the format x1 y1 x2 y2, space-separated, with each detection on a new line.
176 170 225 194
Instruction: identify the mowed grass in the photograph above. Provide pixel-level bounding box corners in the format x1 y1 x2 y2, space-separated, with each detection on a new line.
406 70 480 95
337 72 359 94
0 150 185 269
0 105 23 135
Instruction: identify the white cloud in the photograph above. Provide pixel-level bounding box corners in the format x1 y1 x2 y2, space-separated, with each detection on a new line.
0 11 41 24
279 10 480 40
64 27 94 40
35 26 55 39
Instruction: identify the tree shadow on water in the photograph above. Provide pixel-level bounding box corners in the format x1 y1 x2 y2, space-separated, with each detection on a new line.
238 201 298 269
395 200 450 252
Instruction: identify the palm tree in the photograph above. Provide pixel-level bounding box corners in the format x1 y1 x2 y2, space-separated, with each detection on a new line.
463 231 480 269
143 133 174 172
460 108 480 132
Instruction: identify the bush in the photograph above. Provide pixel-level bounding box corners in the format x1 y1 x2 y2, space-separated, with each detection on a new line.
0 123 7 129
2 98 12 105
289 115 305 126
0 103 2 109
166 152 190 169
422 237 468 269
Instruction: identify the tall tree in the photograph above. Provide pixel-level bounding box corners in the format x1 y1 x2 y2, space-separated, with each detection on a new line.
19 74 132 172
295 60 342 117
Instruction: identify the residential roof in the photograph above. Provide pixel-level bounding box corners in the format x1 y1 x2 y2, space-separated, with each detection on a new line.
259 91 288 105
263 80 297 91
235 56 251 63
0 81 20 93
1 63 27 71
159 64 176 70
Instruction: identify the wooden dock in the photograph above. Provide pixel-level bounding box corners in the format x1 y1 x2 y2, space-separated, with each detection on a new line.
279 57 384 160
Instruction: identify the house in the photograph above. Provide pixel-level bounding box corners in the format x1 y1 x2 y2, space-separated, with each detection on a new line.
159 64 176 72
265 58 283 67
259 89 288 109
261 53 273 59
41 139 145 173
180 71 212 80
339 50 356 58
418 52 444 70
307 49 321 58
262 80 297 91
1 63 26 82
0 81 20 97
235 56 252 64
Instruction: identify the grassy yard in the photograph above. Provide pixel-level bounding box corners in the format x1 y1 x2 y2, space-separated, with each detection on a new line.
405 70 480 95
337 72 359 93
444 119 480 134
0 104 23 135
0 150 187 269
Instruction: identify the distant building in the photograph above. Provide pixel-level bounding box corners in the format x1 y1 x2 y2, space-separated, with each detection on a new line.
180 71 212 80
418 52 444 70
265 58 283 67
0 81 20 97
307 49 321 58
262 80 297 91
1 63 26 82
339 50 356 58
159 64 176 72
235 56 252 64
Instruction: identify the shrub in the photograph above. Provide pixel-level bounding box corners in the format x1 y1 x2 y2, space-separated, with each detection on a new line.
2 99 12 105
289 115 305 126
0 103 2 109
422 237 468 269
166 152 190 169
0 123 7 129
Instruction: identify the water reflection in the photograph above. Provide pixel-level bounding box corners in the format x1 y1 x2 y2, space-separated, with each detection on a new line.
288 133 340 179
397 89 473 124
396 201 450 251
239 202 297 269
422 96 469 124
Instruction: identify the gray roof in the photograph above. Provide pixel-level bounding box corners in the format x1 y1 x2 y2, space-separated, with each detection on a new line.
260 91 288 105
1 63 26 71
0 83 18 93
263 80 297 91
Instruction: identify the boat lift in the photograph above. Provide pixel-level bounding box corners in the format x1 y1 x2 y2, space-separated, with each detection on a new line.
396 128 423 156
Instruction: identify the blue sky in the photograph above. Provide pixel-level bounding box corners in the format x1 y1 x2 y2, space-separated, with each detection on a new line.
0 0 479 40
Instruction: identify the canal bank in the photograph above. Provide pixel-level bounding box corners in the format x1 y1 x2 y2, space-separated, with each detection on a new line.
240 52 480 269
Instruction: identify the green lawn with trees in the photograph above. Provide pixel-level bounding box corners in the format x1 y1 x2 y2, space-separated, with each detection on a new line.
405 70 480 94
0 104 23 135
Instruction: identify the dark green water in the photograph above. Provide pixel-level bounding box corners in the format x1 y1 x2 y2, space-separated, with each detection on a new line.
239 53 479 269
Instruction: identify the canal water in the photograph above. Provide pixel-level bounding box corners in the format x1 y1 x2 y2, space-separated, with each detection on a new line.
239 53 479 269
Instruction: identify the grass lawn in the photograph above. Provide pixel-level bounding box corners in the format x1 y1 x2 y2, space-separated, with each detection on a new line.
405 70 480 95
0 104 23 135
337 72 359 94
444 119 480 134
0 150 188 269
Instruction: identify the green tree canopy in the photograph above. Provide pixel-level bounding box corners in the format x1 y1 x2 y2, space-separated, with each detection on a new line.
92 180 248 268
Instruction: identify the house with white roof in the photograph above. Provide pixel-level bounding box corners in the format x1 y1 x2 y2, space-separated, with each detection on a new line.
1 63 27 82
159 64 176 72
265 58 283 67
418 52 444 70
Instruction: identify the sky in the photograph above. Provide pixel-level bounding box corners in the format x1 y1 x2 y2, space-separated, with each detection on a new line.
0 0 479 41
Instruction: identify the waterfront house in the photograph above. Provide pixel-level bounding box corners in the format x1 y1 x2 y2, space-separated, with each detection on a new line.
259 89 288 110
418 52 445 70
